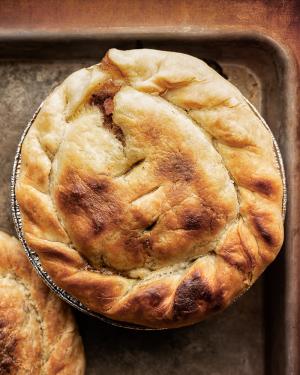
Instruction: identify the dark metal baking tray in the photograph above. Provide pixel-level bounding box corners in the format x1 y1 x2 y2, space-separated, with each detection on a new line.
0 30 298 375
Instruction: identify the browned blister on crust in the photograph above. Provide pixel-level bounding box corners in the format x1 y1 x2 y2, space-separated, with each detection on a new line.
16 49 284 328
172 256 245 323
0 231 85 374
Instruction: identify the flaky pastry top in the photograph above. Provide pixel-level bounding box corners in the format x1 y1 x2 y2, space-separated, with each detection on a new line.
16 49 284 328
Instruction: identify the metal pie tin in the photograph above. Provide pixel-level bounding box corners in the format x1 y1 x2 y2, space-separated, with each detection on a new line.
11 96 287 331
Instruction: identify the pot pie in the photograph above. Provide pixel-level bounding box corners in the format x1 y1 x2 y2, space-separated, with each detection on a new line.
0 231 85 374
15 49 284 328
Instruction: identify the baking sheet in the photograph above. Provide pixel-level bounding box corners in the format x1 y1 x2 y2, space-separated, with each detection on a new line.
0 32 297 375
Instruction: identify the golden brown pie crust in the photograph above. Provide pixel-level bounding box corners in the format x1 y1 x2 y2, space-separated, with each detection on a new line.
0 231 85 374
16 49 284 328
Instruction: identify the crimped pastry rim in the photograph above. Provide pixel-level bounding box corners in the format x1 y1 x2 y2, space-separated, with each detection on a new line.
11 93 287 330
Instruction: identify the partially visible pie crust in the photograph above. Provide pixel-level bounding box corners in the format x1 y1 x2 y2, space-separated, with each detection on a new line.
0 231 85 374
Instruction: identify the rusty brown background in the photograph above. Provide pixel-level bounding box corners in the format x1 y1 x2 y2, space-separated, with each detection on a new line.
0 0 299 57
